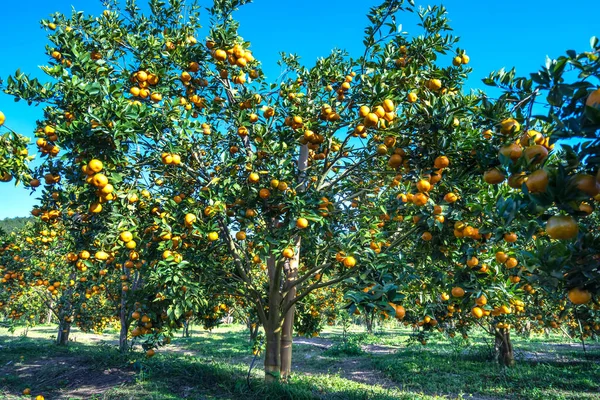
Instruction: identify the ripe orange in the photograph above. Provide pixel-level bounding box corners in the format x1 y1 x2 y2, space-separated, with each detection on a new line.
444 192 458 203
525 169 549 193
495 251 508 263
394 305 406 320
407 92 418 103
568 287 592 305
23 388 31 395
416 179 431 192
235 231 246 240
466 256 478 267
92 173 109 188
421 231 432 241
572 174 599 197
296 218 309 229
358 105 370 117
207 232 219 241
484 168 505 184
213 49 227 61
383 99 395 113
504 257 518 269
146 349 155 358
343 256 357 268
475 295 487 306
471 307 484 319
499 143 523 162
508 172 527 189
282 248 295 259
248 172 260 183
427 79 442 90
388 154 403 168
0 111 6 126
546 215 578 240
184 213 196 227
363 113 379 127
89 202 102 213
586 88 600 108
434 155 450 169
259 188 270 199
503 232 517 243
120 231 133 243
500 118 520 135
524 145 548 164
412 193 428 206
451 287 465 297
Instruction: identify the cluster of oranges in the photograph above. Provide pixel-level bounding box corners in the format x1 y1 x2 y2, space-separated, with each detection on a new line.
81 159 115 213
128 70 162 102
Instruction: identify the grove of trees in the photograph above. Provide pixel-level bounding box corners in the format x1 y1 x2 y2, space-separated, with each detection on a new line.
0 0 599 382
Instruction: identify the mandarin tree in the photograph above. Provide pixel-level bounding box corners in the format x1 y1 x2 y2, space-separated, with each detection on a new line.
4 0 508 380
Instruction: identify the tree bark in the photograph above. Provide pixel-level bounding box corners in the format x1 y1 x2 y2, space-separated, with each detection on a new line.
57 321 71 345
264 256 282 382
280 237 301 380
119 288 130 353
494 328 515 366
45 306 53 325
278 143 308 380
365 311 374 334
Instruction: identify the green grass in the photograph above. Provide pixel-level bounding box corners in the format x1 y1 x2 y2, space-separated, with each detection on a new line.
0 324 598 400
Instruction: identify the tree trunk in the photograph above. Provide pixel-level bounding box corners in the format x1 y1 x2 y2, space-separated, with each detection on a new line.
45 307 53 325
264 325 281 382
264 255 282 382
365 311 374 334
182 319 191 337
57 321 71 345
280 237 301 380
279 144 308 380
494 328 515 366
119 288 130 353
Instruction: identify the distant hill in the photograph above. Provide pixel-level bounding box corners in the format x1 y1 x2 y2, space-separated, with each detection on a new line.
0 216 33 233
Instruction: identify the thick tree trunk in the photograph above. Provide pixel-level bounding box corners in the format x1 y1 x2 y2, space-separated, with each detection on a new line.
264 326 281 382
279 144 308 380
280 237 301 380
57 321 71 345
264 256 282 382
494 328 515 366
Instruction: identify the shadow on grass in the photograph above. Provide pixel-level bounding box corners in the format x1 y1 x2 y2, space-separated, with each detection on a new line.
0 334 428 400
372 346 600 400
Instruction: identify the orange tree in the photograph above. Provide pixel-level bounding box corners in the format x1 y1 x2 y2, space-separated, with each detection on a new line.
473 38 600 352
0 216 121 344
3 0 508 380
0 110 34 185
356 38 600 366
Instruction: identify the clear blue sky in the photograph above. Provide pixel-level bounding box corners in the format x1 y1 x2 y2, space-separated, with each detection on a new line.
0 0 598 219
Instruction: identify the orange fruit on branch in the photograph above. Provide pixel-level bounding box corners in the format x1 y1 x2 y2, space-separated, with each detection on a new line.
568 287 592 305
546 215 578 240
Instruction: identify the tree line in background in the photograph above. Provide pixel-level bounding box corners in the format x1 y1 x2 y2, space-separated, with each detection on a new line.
0 0 599 382
0 217 34 234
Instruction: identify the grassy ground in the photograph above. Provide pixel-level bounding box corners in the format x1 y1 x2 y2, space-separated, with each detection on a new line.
0 324 598 399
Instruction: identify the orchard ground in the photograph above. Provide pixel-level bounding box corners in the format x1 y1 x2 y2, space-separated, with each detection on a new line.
1 324 599 400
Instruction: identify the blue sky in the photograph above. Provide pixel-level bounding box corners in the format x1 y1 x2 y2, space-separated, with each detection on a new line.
0 0 598 218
